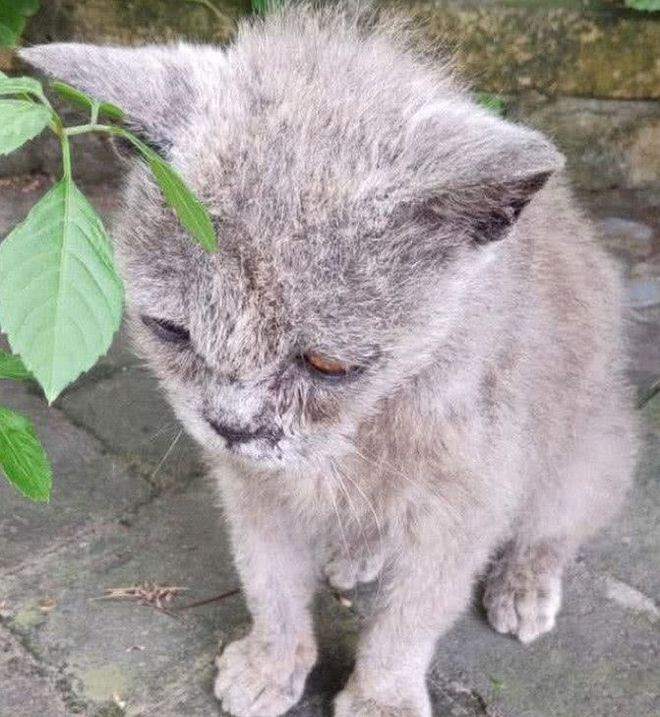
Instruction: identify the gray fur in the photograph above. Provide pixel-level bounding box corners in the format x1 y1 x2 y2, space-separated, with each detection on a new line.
21 6 638 717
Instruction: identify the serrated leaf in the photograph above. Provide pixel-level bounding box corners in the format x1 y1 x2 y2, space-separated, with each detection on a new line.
122 133 216 252
0 351 32 380
0 405 51 502
147 155 217 252
51 80 124 122
0 178 124 402
0 99 50 155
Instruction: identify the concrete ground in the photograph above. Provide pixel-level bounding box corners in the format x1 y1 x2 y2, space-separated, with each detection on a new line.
0 175 659 717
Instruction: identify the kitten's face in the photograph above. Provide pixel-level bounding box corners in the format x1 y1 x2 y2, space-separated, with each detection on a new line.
119 161 469 468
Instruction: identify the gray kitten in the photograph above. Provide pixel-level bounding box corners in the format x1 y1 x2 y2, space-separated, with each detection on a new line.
22 6 638 717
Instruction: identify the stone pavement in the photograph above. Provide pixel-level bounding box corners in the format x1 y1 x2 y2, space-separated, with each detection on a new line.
0 176 659 717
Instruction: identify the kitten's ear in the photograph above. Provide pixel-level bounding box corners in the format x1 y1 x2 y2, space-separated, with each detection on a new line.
19 43 221 153
432 167 557 246
409 105 565 243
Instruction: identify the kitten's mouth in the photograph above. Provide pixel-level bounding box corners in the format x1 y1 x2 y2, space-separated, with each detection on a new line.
206 417 282 449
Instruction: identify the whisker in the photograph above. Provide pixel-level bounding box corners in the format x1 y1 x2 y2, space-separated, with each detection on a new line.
323 471 350 557
334 457 387 602
150 421 180 440
150 430 183 482
328 460 370 557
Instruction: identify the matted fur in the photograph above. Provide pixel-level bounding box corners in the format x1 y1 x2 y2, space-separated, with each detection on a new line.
22 5 638 716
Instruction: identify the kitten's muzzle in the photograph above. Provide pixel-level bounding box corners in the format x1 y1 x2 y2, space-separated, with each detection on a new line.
206 418 281 449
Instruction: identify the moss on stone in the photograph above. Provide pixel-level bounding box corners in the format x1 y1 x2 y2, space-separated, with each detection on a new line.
378 2 660 99
27 0 251 45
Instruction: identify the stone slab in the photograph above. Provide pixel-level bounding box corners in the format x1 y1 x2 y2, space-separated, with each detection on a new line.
1 481 243 717
0 626 70 717
58 361 203 490
0 380 152 573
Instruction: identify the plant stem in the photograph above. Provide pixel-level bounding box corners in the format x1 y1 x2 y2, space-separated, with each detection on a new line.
65 123 128 139
65 124 153 158
65 123 104 136
90 101 100 127
60 133 72 180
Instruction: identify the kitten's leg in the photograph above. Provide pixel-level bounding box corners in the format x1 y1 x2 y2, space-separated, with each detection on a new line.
214 483 318 717
483 539 567 644
334 522 493 717
484 417 635 644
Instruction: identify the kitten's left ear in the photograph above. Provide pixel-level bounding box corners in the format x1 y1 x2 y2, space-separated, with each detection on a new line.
408 104 566 243
19 43 223 153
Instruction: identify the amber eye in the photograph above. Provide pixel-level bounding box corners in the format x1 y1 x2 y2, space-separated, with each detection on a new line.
303 352 351 379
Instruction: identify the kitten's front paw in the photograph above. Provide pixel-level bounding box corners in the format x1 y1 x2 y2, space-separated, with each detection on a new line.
324 551 385 592
214 634 316 717
334 681 431 717
484 560 562 643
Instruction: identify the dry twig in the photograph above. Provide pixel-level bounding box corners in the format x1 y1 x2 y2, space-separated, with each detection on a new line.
92 581 242 618
92 581 189 618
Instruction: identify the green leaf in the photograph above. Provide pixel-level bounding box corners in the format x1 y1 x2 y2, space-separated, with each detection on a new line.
0 178 124 402
0 75 49 104
0 351 32 380
0 99 51 155
0 405 51 502
625 0 660 9
122 132 216 252
147 154 217 252
0 0 40 49
51 81 124 122
51 80 93 111
97 100 125 123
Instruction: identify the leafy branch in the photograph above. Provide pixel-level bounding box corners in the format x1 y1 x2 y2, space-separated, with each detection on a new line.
0 72 217 502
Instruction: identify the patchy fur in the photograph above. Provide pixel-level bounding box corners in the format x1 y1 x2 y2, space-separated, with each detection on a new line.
22 5 638 716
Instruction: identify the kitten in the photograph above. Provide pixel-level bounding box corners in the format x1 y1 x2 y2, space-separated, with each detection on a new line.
22 6 638 717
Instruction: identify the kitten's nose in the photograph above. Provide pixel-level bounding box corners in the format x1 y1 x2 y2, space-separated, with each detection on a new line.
207 418 256 447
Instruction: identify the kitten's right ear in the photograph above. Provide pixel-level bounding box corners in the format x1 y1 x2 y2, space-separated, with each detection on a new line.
404 104 565 245
19 43 222 153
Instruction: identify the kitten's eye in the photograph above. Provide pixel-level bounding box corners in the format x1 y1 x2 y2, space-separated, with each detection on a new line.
141 315 190 345
303 352 353 380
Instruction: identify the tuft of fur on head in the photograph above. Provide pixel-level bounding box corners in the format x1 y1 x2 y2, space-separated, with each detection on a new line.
20 4 564 468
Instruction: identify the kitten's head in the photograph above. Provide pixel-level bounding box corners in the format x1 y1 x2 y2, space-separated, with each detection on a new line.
22 7 563 469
